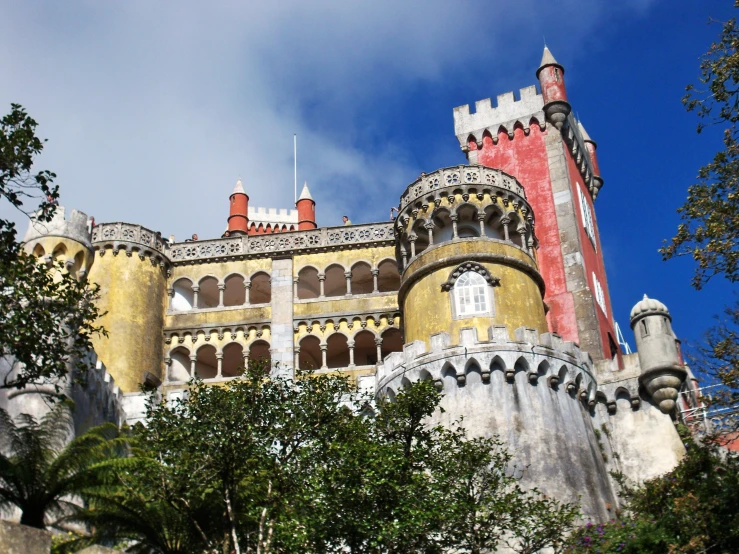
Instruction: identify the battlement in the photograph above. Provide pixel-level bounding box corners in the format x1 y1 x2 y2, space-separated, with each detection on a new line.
248 206 299 225
453 85 545 147
372 324 645 414
91 222 170 268
22 206 92 247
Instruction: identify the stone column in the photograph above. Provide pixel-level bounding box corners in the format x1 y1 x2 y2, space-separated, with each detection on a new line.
450 214 459 239
192 285 200 309
167 288 174 309
400 246 408 269
164 357 171 382
500 217 510 242
348 340 355 368
409 236 417 258
293 277 299 299
345 271 352 296
244 282 251 306
269 258 295 378
517 226 528 251
189 355 197 378
375 337 383 364
218 283 225 307
320 344 328 370
478 213 486 237
294 347 301 370
318 273 326 297
243 352 250 372
371 268 379 293
425 222 434 246
216 353 223 378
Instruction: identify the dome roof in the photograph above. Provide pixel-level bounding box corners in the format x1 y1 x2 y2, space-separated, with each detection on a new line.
630 294 670 322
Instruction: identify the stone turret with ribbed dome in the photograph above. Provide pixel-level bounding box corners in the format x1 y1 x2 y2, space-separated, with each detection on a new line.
629 294 685 414
630 294 670 323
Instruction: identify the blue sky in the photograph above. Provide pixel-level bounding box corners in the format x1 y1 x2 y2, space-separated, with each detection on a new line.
0 0 734 363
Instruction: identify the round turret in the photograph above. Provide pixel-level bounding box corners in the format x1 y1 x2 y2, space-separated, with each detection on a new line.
228 178 249 235
22 206 95 280
629 295 686 414
536 46 571 130
296 181 317 230
578 121 604 200
394 165 546 347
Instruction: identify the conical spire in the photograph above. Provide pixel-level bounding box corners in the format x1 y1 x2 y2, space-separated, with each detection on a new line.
539 46 560 70
232 178 245 195
298 181 314 202
577 120 593 143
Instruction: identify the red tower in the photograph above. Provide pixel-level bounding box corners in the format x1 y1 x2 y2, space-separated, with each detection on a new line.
228 178 249 235
296 182 317 230
452 47 621 366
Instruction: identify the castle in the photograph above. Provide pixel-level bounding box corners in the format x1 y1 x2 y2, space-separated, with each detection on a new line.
5 48 691 522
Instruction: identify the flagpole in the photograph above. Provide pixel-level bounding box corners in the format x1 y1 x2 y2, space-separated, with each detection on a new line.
293 134 297 203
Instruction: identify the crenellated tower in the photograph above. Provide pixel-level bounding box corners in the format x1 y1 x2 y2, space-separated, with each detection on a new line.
88 222 170 393
453 47 618 366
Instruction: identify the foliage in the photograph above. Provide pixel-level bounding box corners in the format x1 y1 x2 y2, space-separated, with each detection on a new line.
0 401 126 529
0 103 105 390
661 3 739 289
77 366 578 554
565 430 739 553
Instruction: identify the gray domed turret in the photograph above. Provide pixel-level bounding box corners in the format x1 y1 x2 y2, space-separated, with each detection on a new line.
630 295 686 414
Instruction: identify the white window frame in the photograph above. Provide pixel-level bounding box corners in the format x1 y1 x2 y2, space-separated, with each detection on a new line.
578 185 597 251
451 271 494 319
592 272 607 315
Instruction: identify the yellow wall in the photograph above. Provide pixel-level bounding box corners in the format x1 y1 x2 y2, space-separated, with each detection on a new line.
294 246 396 273
24 236 94 281
88 251 168 392
169 258 272 284
401 240 546 346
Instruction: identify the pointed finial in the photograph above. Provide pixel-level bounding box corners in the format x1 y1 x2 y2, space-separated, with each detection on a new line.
539 46 560 70
298 181 314 201
232 178 245 195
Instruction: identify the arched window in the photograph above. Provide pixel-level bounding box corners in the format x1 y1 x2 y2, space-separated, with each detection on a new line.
223 274 246 307
298 267 320 299
326 333 349 368
197 276 219 309
172 278 194 311
195 345 218 379
453 271 490 317
377 260 400 292
222 343 244 377
353 330 377 366
350 262 373 295
380 327 403 361
298 335 322 370
249 340 271 368
324 265 347 297
168 347 191 382
249 272 271 304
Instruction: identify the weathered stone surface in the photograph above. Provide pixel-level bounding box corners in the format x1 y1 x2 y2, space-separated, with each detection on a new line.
0 521 51 554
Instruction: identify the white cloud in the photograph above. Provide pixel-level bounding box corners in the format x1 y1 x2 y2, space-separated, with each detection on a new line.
0 0 656 240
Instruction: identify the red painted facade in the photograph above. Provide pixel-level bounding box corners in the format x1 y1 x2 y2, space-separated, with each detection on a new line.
470 124 580 342
468 116 618 362
297 197 317 230
228 191 249 234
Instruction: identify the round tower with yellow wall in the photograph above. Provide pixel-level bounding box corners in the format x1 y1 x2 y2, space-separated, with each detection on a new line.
381 165 618 521
22 206 95 281
88 222 170 392
395 165 547 347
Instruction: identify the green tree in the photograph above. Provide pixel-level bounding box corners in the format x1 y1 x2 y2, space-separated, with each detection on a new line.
0 401 125 530
77 367 577 554
0 103 105 391
565 429 739 553
660 4 739 418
